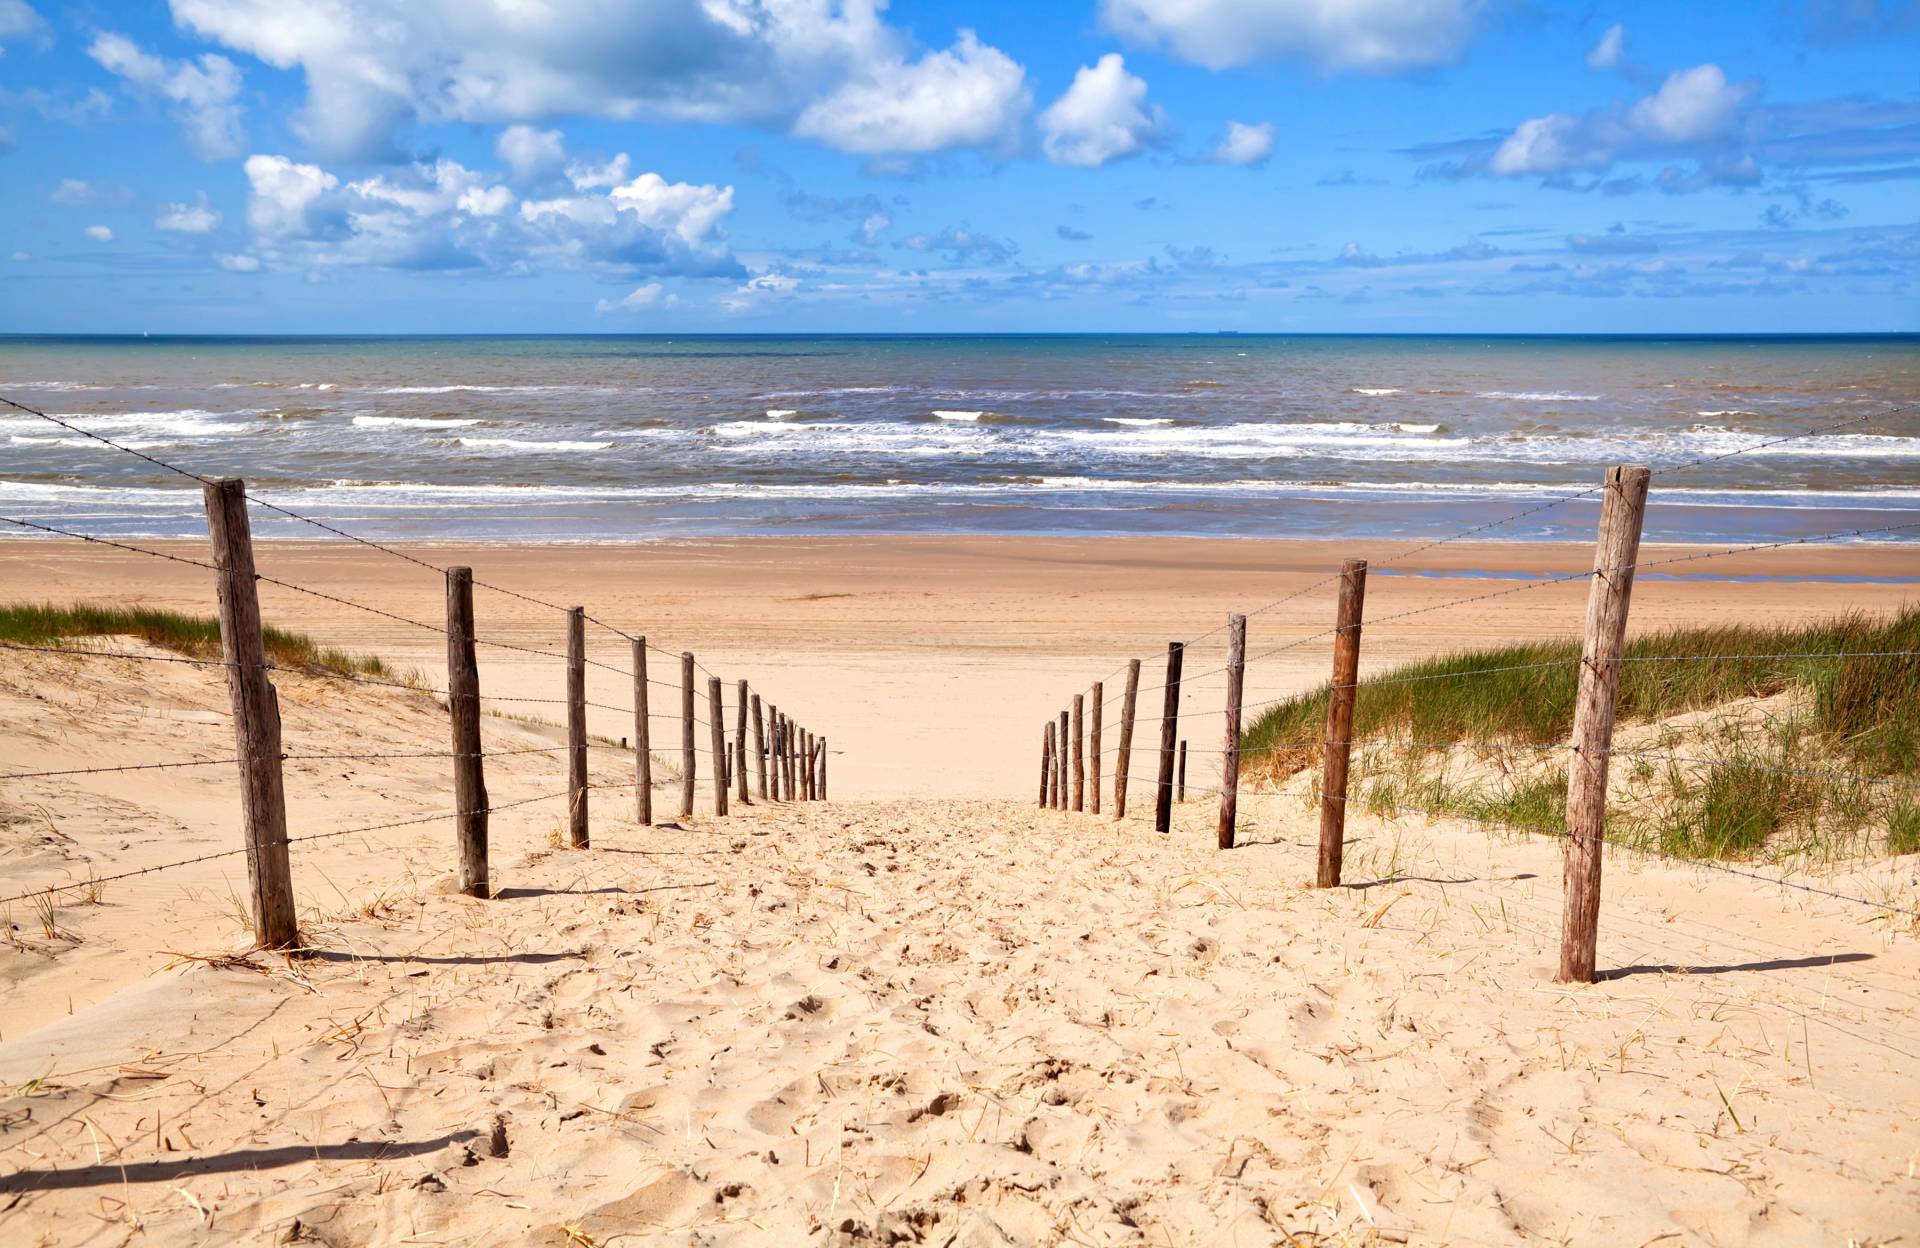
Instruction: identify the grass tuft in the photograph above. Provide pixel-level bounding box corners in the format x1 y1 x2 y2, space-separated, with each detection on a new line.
0 601 403 681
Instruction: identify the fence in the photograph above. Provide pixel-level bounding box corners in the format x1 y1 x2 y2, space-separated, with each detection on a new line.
0 394 835 950
1027 402 1920 983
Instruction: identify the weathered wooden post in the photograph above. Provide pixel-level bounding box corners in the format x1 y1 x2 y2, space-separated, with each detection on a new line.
1056 710 1069 810
1113 660 1141 819
679 652 696 819
752 694 767 800
1316 561 1368 887
446 567 488 896
1154 643 1184 834
1089 681 1103 815
1217 614 1247 849
818 737 828 800
768 706 781 801
735 680 751 806
1072 694 1085 812
566 607 588 848
1177 740 1187 802
1041 722 1056 806
806 730 817 799
204 478 298 949
1560 465 1652 984
708 677 728 816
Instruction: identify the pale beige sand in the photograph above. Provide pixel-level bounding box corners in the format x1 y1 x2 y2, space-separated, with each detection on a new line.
2 538 1918 1244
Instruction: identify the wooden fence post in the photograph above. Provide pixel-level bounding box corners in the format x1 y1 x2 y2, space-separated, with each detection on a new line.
808 731 819 799
1089 681 1103 815
1113 659 1141 819
446 567 488 897
1177 740 1187 802
1218 613 1246 850
820 738 828 799
1154 643 1184 834
679 652 696 819
1040 722 1054 806
566 607 588 848
736 680 751 806
1056 710 1069 810
768 707 781 801
1317 561 1368 887
1072 694 1085 812
633 639 652 827
203 478 298 949
708 677 728 816
752 694 767 801
1559 464 1652 984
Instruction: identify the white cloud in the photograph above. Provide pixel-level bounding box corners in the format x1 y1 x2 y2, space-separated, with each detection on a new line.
1587 23 1625 71
88 32 245 159
244 154 338 236
495 125 566 181
156 194 222 233
51 178 95 205
0 1 46 51
243 151 739 277
169 0 1032 160
1490 64 1753 179
793 30 1028 154
855 211 890 244
85 224 114 242
721 271 800 312
594 282 678 313
1212 120 1275 165
1103 0 1485 73
566 153 632 191
214 251 260 271
1039 54 1162 168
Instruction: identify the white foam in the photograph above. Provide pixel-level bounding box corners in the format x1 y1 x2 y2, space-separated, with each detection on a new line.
1103 417 1174 426
1476 391 1601 401
1352 387 1402 396
352 415 482 429
1696 409 1757 418
1396 423 1441 434
765 409 798 419
933 410 985 421
455 437 613 452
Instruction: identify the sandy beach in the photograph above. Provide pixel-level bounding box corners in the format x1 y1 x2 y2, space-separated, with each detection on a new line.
2 536 1918 1244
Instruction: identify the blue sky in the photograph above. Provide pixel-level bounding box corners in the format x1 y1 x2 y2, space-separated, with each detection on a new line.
1 0 1916 333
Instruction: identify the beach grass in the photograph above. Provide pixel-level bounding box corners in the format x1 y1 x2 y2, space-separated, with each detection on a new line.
1250 605 1920 861
0 601 404 681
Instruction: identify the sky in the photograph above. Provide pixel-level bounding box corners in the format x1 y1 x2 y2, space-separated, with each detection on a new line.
0 0 1916 334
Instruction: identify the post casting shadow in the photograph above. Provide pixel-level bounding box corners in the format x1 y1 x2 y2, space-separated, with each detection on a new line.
1601 951 1872 980
0 1132 476 1193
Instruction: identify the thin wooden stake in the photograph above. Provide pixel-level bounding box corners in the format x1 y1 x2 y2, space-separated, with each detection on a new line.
818 737 828 800
203 477 297 950
1218 612 1246 850
633 638 652 827
768 706 781 801
1041 722 1055 806
566 607 588 848
708 677 728 816
735 680 751 806
1072 694 1085 812
1178 740 1188 802
1559 464 1652 984
806 731 817 800
1113 659 1141 819
1089 681 1103 815
1056 710 1069 810
1317 560 1368 887
679 652 696 819
752 693 767 801
446 567 488 896
1154 642 1184 835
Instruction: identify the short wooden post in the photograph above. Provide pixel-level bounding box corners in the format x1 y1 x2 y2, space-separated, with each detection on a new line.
1089 681 1103 815
204 478 298 949
1154 643 1184 834
446 567 488 896
1217 613 1246 850
1056 710 1069 810
566 607 588 848
1559 464 1652 984
788 722 800 798
1041 722 1055 806
752 694 767 800
818 737 828 800
768 706 781 801
807 731 819 799
1113 659 1141 819
633 638 653 827
679 652 696 819
1317 561 1368 887
708 677 728 816
1072 694 1085 812
735 680 751 806
1177 740 1188 802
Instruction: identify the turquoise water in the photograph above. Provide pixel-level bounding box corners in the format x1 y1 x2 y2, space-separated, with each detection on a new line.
2 334 1916 544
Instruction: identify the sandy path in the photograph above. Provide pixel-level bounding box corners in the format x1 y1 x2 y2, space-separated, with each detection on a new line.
2 790 1917 1246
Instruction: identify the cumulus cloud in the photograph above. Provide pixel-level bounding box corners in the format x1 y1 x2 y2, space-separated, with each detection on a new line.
0 0 45 51
168 0 1030 160
85 224 114 241
51 178 97 205
1479 64 1757 189
1586 23 1625 70
156 194 221 233
900 225 1017 264
595 282 676 313
1039 54 1162 168
793 31 1028 154
495 125 566 181
88 32 245 159
566 153 632 191
1103 0 1485 72
214 251 260 271
238 150 741 277
1212 120 1275 165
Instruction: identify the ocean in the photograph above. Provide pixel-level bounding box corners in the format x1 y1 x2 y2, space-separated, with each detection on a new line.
3 334 1917 546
